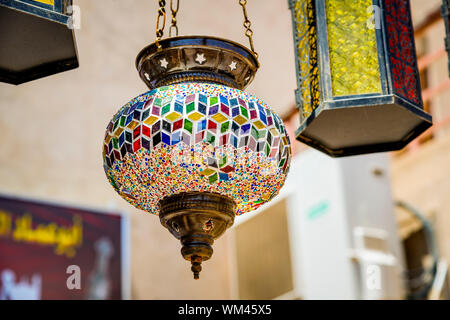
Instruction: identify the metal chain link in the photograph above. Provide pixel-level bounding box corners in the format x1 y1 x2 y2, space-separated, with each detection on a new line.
155 0 166 50
169 0 180 37
239 0 258 59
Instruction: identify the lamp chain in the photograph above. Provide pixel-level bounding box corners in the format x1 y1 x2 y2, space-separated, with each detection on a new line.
239 0 258 59
155 0 166 51
169 0 180 37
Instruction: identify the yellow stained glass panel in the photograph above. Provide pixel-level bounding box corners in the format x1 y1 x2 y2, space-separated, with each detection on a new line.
293 0 320 119
326 0 382 96
31 0 55 6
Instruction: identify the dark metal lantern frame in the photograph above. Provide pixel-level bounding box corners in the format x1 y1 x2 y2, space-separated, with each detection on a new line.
289 0 432 157
0 0 79 85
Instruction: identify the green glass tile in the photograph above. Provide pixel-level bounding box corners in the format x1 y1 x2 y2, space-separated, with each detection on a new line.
209 96 218 106
161 104 171 115
279 158 286 168
221 121 230 134
265 143 270 156
113 120 119 131
259 129 267 139
209 173 218 184
184 119 193 133
186 102 195 114
113 138 118 149
109 176 119 191
154 98 162 107
251 126 259 140
240 106 249 119
206 132 216 145
219 155 227 168
120 116 126 127
274 118 280 132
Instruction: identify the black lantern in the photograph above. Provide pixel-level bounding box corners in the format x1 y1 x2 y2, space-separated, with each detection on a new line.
442 0 450 76
289 0 432 157
0 0 78 85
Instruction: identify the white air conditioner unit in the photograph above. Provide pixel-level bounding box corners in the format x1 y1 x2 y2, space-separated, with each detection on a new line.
229 150 406 300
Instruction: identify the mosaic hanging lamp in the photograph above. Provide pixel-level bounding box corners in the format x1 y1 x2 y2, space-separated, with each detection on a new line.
442 0 450 76
289 0 432 157
0 0 78 85
103 0 291 279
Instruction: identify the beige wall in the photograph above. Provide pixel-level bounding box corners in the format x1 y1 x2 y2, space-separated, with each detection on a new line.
392 134 450 277
0 0 299 300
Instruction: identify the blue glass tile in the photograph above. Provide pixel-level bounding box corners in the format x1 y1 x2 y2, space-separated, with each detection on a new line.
230 134 238 148
199 94 208 105
198 119 207 131
125 114 133 126
257 103 265 115
142 109 150 120
119 132 125 147
128 103 137 114
162 132 171 145
260 113 267 125
219 172 229 181
172 131 181 145
198 103 207 115
241 124 251 134
174 102 183 113
231 122 240 135
219 95 229 106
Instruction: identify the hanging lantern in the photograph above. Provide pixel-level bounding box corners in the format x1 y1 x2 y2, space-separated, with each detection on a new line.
0 0 78 85
288 0 432 157
102 1 291 279
442 0 450 76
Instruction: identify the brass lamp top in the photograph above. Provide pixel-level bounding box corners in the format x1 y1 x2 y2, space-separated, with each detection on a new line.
136 35 259 90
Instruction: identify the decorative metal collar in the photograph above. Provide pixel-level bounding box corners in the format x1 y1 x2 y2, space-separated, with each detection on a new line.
135 35 259 90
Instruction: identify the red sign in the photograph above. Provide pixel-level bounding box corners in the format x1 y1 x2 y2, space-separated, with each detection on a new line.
0 194 129 300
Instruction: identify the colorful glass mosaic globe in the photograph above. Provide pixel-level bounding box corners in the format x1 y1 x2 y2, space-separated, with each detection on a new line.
103 82 291 215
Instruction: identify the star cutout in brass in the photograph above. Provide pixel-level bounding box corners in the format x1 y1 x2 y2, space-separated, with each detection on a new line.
160 58 169 69
195 53 206 65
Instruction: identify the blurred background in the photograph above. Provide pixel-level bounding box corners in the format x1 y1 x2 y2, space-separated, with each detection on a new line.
0 0 449 299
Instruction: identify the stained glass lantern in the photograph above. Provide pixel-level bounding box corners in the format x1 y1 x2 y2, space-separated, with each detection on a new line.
442 0 450 76
289 0 432 157
103 36 291 279
0 0 78 85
